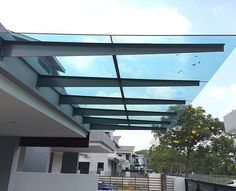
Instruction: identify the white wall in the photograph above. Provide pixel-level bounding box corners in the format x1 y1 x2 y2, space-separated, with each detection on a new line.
79 153 111 173
173 176 185 191
13 172 98 191
224 110 236 133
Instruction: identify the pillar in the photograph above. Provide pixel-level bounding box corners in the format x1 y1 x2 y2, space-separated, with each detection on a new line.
61 152 79 173
0 136 20 191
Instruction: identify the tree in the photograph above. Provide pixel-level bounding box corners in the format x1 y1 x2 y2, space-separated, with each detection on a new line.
149 144 184 174
191 145 214 174
135 149 149 157
152 105 224 175
210 135 235 174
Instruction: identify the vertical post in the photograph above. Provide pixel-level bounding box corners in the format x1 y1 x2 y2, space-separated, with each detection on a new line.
160 173 167 191
185 179 188 191
196 181 200 191
122 175 123 191
61 152 79 173
109 175 111 190
213 184 217 191
147 174 149 191
0 136 20 191
135 176 136 191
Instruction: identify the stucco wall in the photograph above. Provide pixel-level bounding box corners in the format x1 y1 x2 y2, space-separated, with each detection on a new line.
79 153 111 173
13 172 98 191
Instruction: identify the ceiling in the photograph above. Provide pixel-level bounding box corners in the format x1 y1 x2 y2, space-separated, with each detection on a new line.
0 89 83 137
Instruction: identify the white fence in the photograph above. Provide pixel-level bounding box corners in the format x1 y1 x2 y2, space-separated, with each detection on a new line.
99 175 174 191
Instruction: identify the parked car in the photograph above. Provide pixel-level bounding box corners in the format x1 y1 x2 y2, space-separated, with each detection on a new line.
227 180 236 187
98 181 118 190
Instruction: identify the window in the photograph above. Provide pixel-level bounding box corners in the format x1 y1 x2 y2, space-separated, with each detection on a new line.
126 154 129 160
78 162 90 174
97 162 104 174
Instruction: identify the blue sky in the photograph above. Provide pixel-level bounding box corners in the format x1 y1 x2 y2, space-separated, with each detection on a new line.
1 0 236 150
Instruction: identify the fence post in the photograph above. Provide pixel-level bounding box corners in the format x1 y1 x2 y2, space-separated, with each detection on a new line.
122 175 123 191
147 174 149 191
185 179 188 191
161 173 167 191
196 181 200 191
213 185 217 191
135 176 136 191
109 175 111 189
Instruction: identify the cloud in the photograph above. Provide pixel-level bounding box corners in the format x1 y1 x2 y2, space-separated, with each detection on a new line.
230 83 236 96
114 130 154 151
0 0 191 34
193 83 236 120
202 86 228 100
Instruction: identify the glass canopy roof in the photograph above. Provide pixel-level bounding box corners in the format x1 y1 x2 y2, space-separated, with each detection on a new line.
3 32 236 130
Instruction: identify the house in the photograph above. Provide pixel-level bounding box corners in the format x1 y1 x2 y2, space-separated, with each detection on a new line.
0 22 234 191
77 131 122 176
224 110 236 133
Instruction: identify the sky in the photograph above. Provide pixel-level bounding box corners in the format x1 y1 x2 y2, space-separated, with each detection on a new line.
1 0 236 151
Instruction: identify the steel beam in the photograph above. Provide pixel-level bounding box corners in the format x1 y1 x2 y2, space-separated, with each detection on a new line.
83 117 171 125
20 135 89 147
73 108 177 116
90 124 167 130
59 95 186 105
2 40 224 57
37 75 200 87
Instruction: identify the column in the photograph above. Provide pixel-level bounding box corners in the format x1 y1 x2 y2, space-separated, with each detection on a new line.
61 152 79 173
0 136 20 191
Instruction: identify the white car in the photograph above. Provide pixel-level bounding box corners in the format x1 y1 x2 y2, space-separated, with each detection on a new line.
227 180 236 187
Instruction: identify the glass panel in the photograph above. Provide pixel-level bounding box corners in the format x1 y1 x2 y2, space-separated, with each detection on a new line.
57 56 116 77
22 33 111 43
129 116 163 121
123 82 206 101
9 33 236 130
89 116 127 119
126 105 180 112
65 87 121 97
79 104 125 110
115 35 236 81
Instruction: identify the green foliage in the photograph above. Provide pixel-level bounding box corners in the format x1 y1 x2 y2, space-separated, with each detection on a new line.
149 144 184 174
135 149 149 157
150 105 232 175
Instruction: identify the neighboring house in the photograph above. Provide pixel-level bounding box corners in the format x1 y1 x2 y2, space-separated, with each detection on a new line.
76 132 149 177
115 136 148 172
50 130 116 174
224 110 236 133
135 154 148 171
78 131 122 176
117 145 136 170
